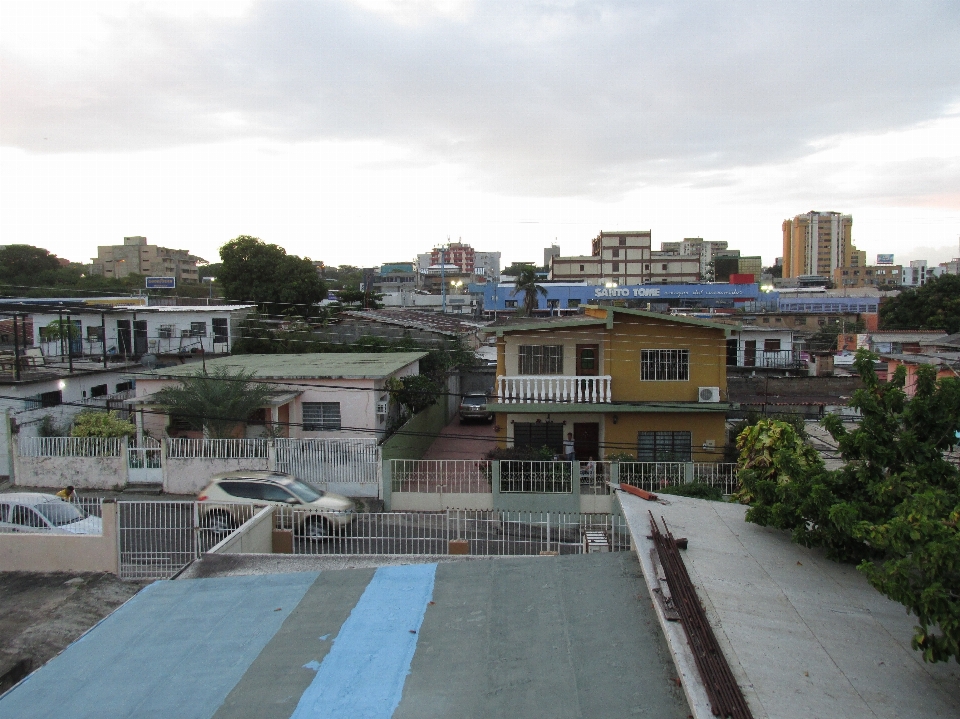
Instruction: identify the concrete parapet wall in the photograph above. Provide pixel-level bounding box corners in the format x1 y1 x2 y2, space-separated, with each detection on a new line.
14 454 127 490
0 501 119 574
164 457 270 495
207 505 274 554
390 492 494 512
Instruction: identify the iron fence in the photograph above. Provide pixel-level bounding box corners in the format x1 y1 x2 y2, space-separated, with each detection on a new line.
391 460 492 494
500 461 573 493
17 436 125 457
166 438 269 459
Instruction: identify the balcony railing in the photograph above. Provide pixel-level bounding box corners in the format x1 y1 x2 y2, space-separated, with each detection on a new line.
730 349 806 369
496 375 612 404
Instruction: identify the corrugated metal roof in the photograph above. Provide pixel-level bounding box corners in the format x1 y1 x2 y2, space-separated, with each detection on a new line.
139 352 428 380
342 309 489 336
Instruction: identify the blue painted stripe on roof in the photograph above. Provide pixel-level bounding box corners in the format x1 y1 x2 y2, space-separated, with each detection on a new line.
290 563 437 719
0 572 318 719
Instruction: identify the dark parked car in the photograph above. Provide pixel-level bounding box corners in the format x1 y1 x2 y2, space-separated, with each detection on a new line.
459 393 493 423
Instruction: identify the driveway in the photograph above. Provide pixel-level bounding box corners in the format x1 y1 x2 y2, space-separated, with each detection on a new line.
422 417 496 460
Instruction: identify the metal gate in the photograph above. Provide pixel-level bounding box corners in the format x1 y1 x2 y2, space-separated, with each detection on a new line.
127 437 163 484
274 438 381 497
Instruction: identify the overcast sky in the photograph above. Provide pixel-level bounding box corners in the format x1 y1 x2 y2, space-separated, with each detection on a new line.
2 0 960 271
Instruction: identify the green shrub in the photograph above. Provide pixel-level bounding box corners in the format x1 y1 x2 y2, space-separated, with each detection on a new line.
657 482 724 501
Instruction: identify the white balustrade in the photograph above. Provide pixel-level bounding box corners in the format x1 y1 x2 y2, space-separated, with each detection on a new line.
496 375 612 403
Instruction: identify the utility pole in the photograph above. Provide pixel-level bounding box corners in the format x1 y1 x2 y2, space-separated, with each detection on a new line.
440 244 447 314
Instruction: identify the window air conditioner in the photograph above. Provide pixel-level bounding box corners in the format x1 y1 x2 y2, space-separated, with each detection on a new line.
698 386 721 403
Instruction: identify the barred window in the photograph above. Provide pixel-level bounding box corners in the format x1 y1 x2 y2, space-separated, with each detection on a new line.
518 345 563 374
302 402 341 431
637 431 692 462
640 349 689 381
212 318 228 343
190 321 207 337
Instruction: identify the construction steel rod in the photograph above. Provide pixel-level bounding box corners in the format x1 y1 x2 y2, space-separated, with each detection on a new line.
649 511 754 719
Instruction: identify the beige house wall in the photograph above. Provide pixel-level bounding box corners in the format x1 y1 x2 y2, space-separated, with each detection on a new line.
0 501 119 574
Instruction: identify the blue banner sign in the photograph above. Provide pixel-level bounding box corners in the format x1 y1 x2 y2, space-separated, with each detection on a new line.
145 276 177 289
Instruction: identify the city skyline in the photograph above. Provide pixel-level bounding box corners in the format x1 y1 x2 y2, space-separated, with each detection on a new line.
1 1 959 269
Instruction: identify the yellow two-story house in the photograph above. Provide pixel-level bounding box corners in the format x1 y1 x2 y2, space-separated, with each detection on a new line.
489 306 733 462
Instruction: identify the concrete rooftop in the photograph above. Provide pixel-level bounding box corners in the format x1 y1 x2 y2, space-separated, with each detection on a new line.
0 553 688 719
619 492 960 719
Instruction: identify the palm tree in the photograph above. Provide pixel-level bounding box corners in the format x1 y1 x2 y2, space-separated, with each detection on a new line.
512 267 547 317
153 366 275 439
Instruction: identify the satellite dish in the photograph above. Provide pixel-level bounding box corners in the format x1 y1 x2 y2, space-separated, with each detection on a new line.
141 354 157 370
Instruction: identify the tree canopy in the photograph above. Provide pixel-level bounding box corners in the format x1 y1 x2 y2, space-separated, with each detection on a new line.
880 274 960 334
71 411 136 439
0 245 62 281
218 236 326 315
736 351 960 663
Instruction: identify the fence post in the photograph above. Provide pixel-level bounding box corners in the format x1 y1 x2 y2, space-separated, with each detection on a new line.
382 460 392 511
121 436 130 487
160 437 169 493
491 461 501 506
684 461 694 484
609 460 619 490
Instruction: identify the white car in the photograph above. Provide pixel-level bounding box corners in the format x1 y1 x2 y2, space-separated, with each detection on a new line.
0 493 103 534
197 471 356 539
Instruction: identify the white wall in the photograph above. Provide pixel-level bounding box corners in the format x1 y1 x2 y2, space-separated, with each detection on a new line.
14 451 128 490
164 456 270 496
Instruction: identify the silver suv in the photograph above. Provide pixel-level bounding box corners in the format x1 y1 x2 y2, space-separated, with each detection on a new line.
459 392 493 423
197 471 355 538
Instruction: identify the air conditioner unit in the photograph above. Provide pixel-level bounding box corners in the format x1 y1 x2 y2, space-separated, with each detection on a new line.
698 386 721 403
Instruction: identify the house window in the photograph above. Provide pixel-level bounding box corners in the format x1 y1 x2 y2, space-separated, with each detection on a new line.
86 326 104 342
212 318 228 344
640 349 689 381
567 299 580 308
644 264 650 271
579 265 585 272
637 431 692 462
796 317 807 325
619 238 627 246
762 317 770 324
514 422 564 453
90 384 108 398
764 339 781 352
518 345 563 374
612 262 620 272
302 402 341 431
612 249 620 258
547 299 560 309
504 300 518 308
190 321 207 337
661 264 668 271
818 317 826 326
115 381 134 393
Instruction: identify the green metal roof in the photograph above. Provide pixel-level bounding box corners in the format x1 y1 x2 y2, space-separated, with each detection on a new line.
490 306 734 336
486 401 737 413
140 352 428 380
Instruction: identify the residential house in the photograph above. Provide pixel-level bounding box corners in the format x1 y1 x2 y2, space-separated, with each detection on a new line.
31 305 254 359
881 353 960 397
130 352 426 441
487 307 732 463
837 331 948 354
724 326 801 371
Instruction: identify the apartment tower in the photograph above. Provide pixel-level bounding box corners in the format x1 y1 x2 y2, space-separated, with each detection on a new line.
782 212 853 279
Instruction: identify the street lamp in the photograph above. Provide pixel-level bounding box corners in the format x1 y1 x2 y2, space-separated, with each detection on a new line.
202 276 215 300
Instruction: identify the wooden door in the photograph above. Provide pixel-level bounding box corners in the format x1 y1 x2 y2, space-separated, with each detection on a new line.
573 423 600 461
744 340 757 367
576 344 599 376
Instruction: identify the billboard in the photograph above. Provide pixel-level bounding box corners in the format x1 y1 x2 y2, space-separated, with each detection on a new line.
876 254 894 265
145 276 176 289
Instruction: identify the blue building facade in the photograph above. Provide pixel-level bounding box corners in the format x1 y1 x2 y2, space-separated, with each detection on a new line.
472 281 761 313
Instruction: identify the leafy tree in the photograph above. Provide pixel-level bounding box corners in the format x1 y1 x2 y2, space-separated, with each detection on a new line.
71 411 136 439
152 366 275 439
512 267 547 316
387 374 443 415
0 245 62 281
880 273 960 334
763 264 783 279
40 320 80 342
502 262 538 277
218 236 326 315
736 352 960 663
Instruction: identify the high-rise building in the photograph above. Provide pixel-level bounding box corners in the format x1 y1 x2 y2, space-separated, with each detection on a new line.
474 251 501 279
660 238 733 276
90 236 204 285
782 212 855 279
543 244 560 270
430 241 475 273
